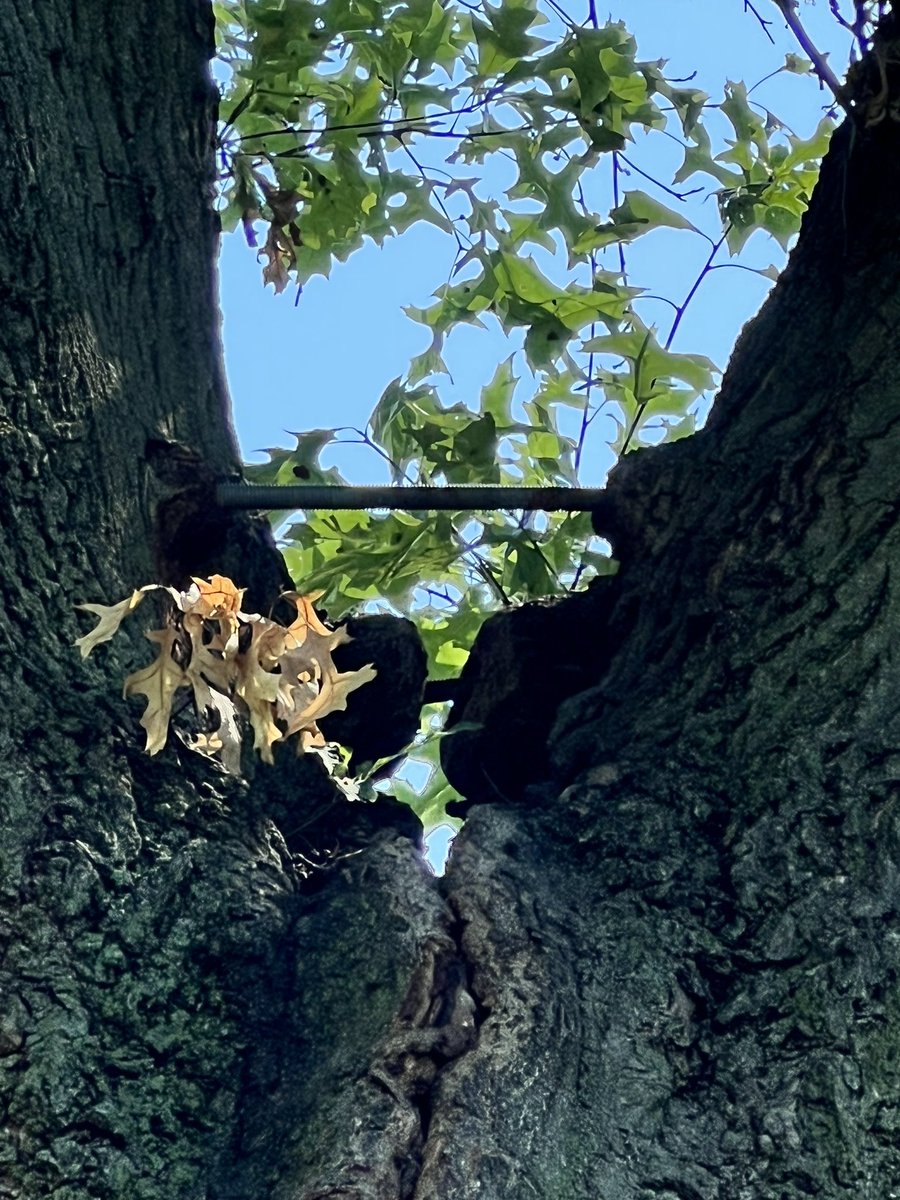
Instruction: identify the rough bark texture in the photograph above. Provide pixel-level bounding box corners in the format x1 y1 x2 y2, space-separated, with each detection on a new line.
3 2 900 1199
0 5 431 1198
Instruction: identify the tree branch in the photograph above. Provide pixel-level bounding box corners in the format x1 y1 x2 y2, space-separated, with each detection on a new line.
772 0 850 109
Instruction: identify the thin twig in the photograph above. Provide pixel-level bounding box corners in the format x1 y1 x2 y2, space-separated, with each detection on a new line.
747 65 788 96
708 261 779 278
454 523 510 605
525 535 562 590
447 85 503 138
247 121 546 148
746 96 800 138
619 329 655 454
618 153 706 204
400 140 470 254
571 170 602 473
829 0 870 56
642 293 680 312
340 425 419 486
744 0 776 42
576 307 596 474
402 123 570 141
236 91 515 143
544 0 578 27
665 230 728 349
829 0 856 33
611 152 627 281
425 585 457 605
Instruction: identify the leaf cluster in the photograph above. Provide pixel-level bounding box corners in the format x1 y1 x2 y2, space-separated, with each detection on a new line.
76 575 375 775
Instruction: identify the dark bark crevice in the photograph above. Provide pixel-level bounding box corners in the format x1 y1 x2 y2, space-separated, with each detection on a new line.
208 837 477 1200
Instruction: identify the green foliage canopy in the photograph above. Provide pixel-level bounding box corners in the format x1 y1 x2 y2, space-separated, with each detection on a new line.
212 0 870 816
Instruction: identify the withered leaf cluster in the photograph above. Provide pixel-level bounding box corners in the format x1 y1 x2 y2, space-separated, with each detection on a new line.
75 575 375 773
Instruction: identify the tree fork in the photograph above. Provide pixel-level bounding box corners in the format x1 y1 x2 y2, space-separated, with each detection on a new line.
3 6 900 1200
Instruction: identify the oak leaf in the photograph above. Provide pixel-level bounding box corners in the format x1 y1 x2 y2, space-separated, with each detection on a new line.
180 574 245 652
235 619 284 763
281 659 377 739
184 621 240 694
283 590 333 647
260 223 295 294
275 607 376 741
123 628 188 755
240 673 282 764
75 585 162 658
187 574 246 618
178 691 243 776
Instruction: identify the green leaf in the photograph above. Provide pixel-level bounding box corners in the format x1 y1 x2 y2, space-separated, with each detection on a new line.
779 118 833 171
507 540 555 594
435 641 469 669
582 327 718 400
446 414 499 482
609 189 699 235
762 204 799 248
472 0 547 77
524 317 570 369
245 430 345 489
480 357 518 424
784 53 812 75
407 339 449 386
661 84 708 137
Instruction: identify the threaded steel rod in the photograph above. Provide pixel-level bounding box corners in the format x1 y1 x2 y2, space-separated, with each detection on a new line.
216 482 606 512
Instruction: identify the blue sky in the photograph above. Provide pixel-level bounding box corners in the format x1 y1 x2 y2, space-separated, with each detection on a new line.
218 0 851 478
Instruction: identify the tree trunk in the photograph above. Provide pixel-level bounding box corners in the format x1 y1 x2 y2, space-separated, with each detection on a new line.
2 3 900 1200
0 4 428 1197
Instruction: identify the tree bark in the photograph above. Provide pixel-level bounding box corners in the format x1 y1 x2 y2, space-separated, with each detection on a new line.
0 4 428 1198
3 3 900 1199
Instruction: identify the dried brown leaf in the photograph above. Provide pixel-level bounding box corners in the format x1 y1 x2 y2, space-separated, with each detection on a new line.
180 575 245 654
184 692 243 776
184 575 246 620
78 576 376 768
235 622 283 764
208 693 243 776
243 614 290 669
281 661 377 739
260 224 295 294
283 591 333 646
74 585 162 658
244 693 282 764
123 628 188 755
184 621 239 695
